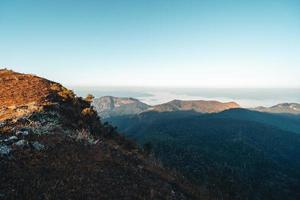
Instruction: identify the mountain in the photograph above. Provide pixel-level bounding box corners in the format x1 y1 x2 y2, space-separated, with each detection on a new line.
92 96 150 118
0 69 200 200
107 110 300 200
214 108 300 134
152 99 240 113
255 103 300 114
93 97 240 118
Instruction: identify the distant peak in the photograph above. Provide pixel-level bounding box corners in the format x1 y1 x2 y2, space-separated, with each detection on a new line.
255 102 300 114
152 99 240 113
92 96 151 118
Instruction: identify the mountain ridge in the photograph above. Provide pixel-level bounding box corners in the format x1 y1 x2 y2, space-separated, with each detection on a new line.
254 103 300 114
93 95 300 119
92 96 240 118
151 99 240 113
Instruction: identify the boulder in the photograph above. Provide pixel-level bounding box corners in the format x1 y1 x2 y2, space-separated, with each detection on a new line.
14 139 28 148
0 144 11 156
31 141 45 151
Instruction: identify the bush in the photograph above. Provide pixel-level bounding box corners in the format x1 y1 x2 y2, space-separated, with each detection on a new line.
85 94 94 102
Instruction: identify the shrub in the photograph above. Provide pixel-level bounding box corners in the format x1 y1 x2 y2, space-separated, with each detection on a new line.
85 94 94 102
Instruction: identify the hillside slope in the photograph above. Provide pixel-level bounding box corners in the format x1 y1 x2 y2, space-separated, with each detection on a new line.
0 69 200 200
214 108 300 134
107 111 300 200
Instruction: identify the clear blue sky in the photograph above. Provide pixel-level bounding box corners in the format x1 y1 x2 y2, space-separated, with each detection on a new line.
1 0 299 88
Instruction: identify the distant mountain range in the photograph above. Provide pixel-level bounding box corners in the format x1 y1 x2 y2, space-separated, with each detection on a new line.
90 96 300 199
92 96 300 119
92 96 240 118
254 103 300 114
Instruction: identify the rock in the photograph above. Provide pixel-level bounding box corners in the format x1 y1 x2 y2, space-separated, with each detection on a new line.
16 130 29 136
0 121 5 128
0 144 11 156
16 117 31 124
14 139 28 148
16 128 31 136
3 136 18 144
87 138 94 145
93 139 102 145
138 165 144 169
7 136 18 141
31 141 45 151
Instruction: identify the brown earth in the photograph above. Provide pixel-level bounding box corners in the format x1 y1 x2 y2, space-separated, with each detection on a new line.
0 69 74 121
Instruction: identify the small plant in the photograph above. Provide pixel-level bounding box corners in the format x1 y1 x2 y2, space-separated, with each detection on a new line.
85 94 94 102
50 83 75 100
81 108 95 117
76 128 91 141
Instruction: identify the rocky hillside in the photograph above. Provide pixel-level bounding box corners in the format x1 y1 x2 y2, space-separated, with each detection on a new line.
255 103 300 114
0 69 200 200
92 96 151 118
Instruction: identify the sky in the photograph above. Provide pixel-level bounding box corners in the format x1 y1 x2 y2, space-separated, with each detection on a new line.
0 0 300 88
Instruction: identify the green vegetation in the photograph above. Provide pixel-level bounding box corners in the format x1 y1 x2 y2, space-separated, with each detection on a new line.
108 110 300 200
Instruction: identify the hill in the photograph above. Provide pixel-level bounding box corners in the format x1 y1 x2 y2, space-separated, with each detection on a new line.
107 110 300 200
0 69 200 200
152 99 240 113
214 108 300 134
92 97 240 118
254 103 300 114
92 96 151 118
